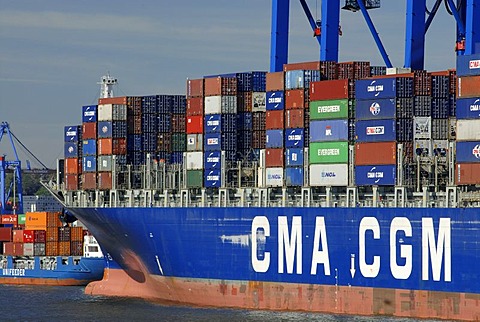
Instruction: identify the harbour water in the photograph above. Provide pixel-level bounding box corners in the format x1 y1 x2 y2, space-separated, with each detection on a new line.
0 285 442 322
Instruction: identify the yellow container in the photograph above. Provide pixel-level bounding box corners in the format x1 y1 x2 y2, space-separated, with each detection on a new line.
25 211 47 230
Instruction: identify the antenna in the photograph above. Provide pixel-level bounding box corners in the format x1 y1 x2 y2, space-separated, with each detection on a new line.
98 72 118 99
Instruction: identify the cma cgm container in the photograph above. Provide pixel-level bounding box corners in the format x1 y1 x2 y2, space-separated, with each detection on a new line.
455 141 480 163
355 77 413 100
285 148 304 167
456 98 480 119
309 141 348 164
284 128 305 148
64 142 80 158
64 125 81 142
266 91 285 110
456 53 480 77
355 98 398 120
204 151 221 169
310 120 348 142
309 164 348 186
355 164 396 186
204 169 221 188
82 105 98 123
310 99 351 120
355 119 396 142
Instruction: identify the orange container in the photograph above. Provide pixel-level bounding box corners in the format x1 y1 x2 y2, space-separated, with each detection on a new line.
71 227 84 242
46 241 59 256
355 142 397 165
65 174 79 191
456 163 480 185
266 72 285 91
65 157 81 174
0 227 12 241
285 89 306 109
187 97 204 116
82 173 97 190
265 148 285 167
1 214 17 225
457 75 480 98
46 227 59 242
12 229 24 243
98 172 112 190
98 96 128 105
266 110 284 130
98 138 113 155
25 212 47 230
58 241 71 256
113 138 127 155
82 122 97 139
285 109 305 128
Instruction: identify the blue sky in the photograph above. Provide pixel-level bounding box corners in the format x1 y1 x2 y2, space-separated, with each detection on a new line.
0 1 457 168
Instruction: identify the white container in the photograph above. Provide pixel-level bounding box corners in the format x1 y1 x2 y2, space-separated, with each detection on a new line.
414 116 431 140
204 96 222 115
386 67 411 75
187 134 203 152
98 104 113 121
309 164 348 186
186 151 203 170
456 119 480 141
252 92 266 112
257 167 265 188
23 243 34 256
265 167 284 187
221 96 237 113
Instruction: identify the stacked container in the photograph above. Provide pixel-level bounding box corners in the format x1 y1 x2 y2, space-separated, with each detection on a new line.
455 54 480 184
64 125 83 190
186 79 205 188
354 76 415 186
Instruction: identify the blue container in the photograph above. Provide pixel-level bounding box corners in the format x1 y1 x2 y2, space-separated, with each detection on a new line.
431 98 450 119
221 132 237 151
266 91 285 110
82 156 97 172
204 169 221 188
128 151 144 166
355 77 413 100
456 98 480 119
172 95 186 114
205 114 221 133
112 121 127 138
142 95 158 114
252 71 267 92
170 152 183 164
158 114 171 133
142 113 158 133
285 128 305 148
456 54 480 77
355 119 396 142
310 120 349 142
97 121 113 138
158 95 172 114
266 129 284 148
285 148 304 167
204 151 222 169
82 139 97 156
64 125 81 142
64 142 79 158
285 167 304 186
237 112 253 130
221 114 237 132
127 134 143 152
237 130 252 150
82 105 97 123
142 133 157 152
456 141 480 163
204 133 221 151
355 165 396 186
355 98 396 120
285 70 321 90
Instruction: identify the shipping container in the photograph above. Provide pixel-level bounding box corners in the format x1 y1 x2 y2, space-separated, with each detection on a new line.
204 151 221 169
187 78 204 97
285 109 305 128
17 214 26 225
252 130 266 149
82 105 97 123
64 174 79 191
99 96 128 105
456 163 480 184
204 169 221 188
456 97 480 119
285 70 320 89
310 79 353 101
82 139 97 156
252 92 266 112
204 77 237 96
187 97 204 116
355 119 396 142
1 215 17 225
237 112 253 130
186 170 203 188
98 172 112 190
64 125 81 142
266 72 284 91
113 138 127 155
413 117 432 140
456 119 480 141
157 133 172 152
71 227 84 242
310 120 348 142
285 167 304 186
64 158 80 174
3 242 14 256
34 243 46 256
310 99 351 120
285 89 306 109
431 118 449 140
266 91 285 110
266 129 284 148
82 155 96 172
82 122 97 140
355 77 413 100
187 115 203 134
237 92 252 112
285 148 304 167
355 165 397 186
186 152 203 170
456 54 480 77
309 141 349 164
337 61 371 80
97 138 113 155
46 241 58 256
23 243 34 256
34 230 46 243
46 227 59 242
265 110 284 129
285 128 305 148
355 98 398 120
58 241 71 256
24 230 35 243
187 133 203 151
82 172 97 190
71 241 83 256
204 133 221 151
171 133 187 152
265 148 284 167
64 142 80 158
456 141 480 163
266 167 284 187
457 75 480 98
0 227 12 241
355 142 396 165
309 164 348 186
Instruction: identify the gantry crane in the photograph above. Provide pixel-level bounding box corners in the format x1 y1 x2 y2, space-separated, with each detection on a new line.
270 0 480 72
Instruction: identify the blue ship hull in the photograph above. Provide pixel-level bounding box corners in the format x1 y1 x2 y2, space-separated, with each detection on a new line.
69 206 480 320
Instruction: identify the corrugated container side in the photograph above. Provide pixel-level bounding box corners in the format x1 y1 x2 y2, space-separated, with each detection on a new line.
187 115 204 134
266 91 285 110
187 78 204 97
252 92 266 112
34 230 46 243
265 148 284 167
82 122 97 139
456 119 480 141
285 89 306 109
355 142 396 165
310 79 353 101
186 151 203 170
266 129 284 148
3 242 14 256
204 169 221 188
187 134 203 151
64 158 81 174
187 97 204 116
456 97 480 119
82 172 97 190
1 215 17 225
285 128 305 148
82 105 97 123
204 151 221 169
82 139 97 156
98 172 112 190
83 155 97 172
98 96 128 105
46 241 58 256
414 117 432 140
64 125 82 142
309 141 348 164
0 227 12 242
98 138 113 155
457 76 480 98
310 120 348 142
355 119 396 142
310 99 351 120
98 104 113 121
355 165 397 186
23 243 34 256
12 242 24 256
285 148 304 167
34 243 46 256
64 142 80 158
355 98 397 120
456 54 480 77
456 141 480 163
186 170 203 188
285 167 304 186
266 110 284 129
456 163 480 184
266 72 284 91
71 241 83 256
65 174 79 191
285 109 305 128
266 167 284 187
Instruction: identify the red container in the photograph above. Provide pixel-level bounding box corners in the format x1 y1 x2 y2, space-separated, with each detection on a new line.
12 229 23 243
71 241 83 256
12 242 24 256
252 130 266 149
46 241 58 256
3 242 14 255
310 79 353 101
187 79 204 97
252 112 266 131
23 229 34 243
456 163 480 185
98 138 113 155
284 61 322 71
98 172 112 190
285 109 305 128
204 77 237 96
265 148 284 167
187 97 204 116
413 70 432 96
46 227 59 242
457 75 480 98
82 173 97 190
65 174 79 191
65 157 81 174
355 142 397 165
0 227 12 241
337 61 370 80
266 110 284 130
186 115 203 134
285 89 306 109
98 96 128 105
1 214 17 225
283 61 337 80
82 122 97 139
157 133 172 152
266 72 285 91
113 138 127 155
34 230 46 243
71 227 84 242
172 114 186 132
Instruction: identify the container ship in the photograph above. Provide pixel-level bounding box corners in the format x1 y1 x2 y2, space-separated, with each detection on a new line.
0 211 104 285
46 53 480 321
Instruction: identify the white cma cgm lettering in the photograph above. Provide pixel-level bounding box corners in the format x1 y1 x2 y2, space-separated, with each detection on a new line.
251 216 451 282
268 97 282 103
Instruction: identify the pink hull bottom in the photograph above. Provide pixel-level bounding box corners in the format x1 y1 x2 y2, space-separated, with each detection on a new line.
86 268 480 321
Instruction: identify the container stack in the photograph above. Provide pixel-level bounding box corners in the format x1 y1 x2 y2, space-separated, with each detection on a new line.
82 102 100 190
354 76 414 186
309 79 354 187
186 79 205 188
0 212 85 257
170 95 187 164
455 54 480 185
64 125 83 191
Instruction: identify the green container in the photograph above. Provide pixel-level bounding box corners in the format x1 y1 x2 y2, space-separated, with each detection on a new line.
171 133 187 152
309 141 349 164
187 170 203 188
17 214 26 225
310 99 354 120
